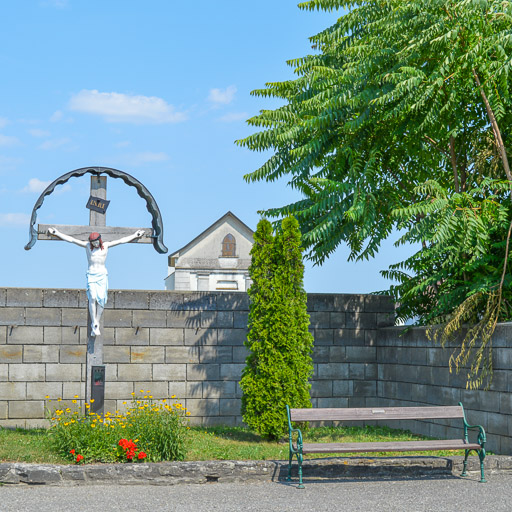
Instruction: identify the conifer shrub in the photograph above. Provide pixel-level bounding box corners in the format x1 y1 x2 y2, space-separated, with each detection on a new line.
240 216 314 440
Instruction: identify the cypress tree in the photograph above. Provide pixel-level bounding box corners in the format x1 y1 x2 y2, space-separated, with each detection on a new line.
240 216 314 440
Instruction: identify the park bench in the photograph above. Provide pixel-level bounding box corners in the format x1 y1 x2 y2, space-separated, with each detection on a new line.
286 403 486 488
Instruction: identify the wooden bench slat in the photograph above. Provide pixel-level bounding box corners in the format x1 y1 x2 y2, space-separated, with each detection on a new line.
301 439 481 454
290 406 464 422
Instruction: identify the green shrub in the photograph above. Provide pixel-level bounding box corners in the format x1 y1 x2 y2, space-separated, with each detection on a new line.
46 391 189 463
240 217 314 440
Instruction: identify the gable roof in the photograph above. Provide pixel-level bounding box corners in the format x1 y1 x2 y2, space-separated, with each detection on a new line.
169 211 254 259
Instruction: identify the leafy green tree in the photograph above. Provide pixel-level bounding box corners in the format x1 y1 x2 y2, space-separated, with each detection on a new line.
237 0 512 388
240 217 314 440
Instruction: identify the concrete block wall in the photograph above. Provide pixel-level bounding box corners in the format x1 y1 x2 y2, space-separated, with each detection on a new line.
375 324 512 455
0 288 392 428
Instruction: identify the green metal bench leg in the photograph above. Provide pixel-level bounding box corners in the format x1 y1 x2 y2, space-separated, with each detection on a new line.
478 449 486 483
297 453 305 489
461 449 469 477
287 452 293 482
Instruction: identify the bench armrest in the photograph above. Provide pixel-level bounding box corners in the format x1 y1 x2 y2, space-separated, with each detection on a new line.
289 427 303 454
460 402 486 447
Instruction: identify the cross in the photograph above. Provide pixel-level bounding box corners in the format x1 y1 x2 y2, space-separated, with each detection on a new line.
38 175 153 411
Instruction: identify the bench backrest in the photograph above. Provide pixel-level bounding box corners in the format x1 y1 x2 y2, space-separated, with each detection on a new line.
289 406 464 422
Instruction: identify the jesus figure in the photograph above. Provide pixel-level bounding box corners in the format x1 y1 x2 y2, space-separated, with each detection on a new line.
47 227 145 336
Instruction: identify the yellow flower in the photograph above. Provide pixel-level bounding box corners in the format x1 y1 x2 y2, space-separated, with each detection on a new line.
171 395 176 399
131 392 135 395
90 399 95 403
123 401 127 405
72 400 77 404
91 424 96 428
149 395 153 399
140 389 144 393
85 404 90 409
57 398 62 402
65 408 71 413
64 422 69 426
45 395 50 399
74 395 79 398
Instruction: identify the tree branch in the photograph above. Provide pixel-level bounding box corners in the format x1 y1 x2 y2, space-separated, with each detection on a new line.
423 135 450 158
472 68 512 182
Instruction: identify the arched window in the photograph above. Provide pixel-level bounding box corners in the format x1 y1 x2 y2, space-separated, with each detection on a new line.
222 234 236 257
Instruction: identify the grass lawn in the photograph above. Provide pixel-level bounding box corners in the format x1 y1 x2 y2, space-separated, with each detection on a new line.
0 424 466 464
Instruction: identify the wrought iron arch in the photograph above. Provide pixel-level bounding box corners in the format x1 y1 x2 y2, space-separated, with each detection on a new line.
24 166 168 254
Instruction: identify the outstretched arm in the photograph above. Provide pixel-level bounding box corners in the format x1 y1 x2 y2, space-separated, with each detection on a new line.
47 227 88 247
105 230 145 248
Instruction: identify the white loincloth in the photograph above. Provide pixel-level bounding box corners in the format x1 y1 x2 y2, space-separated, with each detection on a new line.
86 271 108 308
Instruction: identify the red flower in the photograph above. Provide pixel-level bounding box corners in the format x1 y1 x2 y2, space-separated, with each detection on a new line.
126 450 135 460
138 452 147 460
76 454 84 463
69 449 75 455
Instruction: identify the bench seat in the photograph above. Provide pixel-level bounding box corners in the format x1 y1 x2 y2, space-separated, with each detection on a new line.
302 439 482 454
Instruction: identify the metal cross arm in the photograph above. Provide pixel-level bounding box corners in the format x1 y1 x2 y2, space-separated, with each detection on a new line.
38 225 154 243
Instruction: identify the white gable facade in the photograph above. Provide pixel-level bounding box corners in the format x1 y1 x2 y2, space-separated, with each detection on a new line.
164 212 254 292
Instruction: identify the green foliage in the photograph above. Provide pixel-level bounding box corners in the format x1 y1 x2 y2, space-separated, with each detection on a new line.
240 217 314 440
46 392 189 463
237 0 512 388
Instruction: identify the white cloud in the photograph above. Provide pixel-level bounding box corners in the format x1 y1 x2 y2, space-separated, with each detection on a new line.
50 110 63 122
0 155 22 172
0 134 20 147
218 112 248 122
38 137 72 150
0 213 31 227
208 85 237 105
0 117 8 129
28 128 51 138
22 178 51 194
68 89 188 124
115 140 131 148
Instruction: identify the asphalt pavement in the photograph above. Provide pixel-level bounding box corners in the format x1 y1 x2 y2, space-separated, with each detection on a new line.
1 473 511 512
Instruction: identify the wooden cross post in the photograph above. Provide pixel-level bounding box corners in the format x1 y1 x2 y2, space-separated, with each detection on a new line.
38 175 153 411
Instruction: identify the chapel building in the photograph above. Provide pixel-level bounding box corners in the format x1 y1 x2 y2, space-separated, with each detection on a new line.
164 211 254 292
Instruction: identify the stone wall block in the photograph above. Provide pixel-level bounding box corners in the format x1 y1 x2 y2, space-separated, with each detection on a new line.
104 310 132 328
185 398 220 416
334 295 365 312
58 346 86 364
333 329 365 346
9 401 44 419
203 381 236 399
44 326 79 345
24 346 59 363
167 310 199 328
311 380 333 398
43 289 79 308
232 346 249 363
114 327 149 346
149 292 183 310
365 330 378 346
309 312 330 329
499 392 512 415
61 309 87 327
0 363 7 381
365 295 394 313
233 311 249 329
0 400 7 419
486 411 509 436
346 346 376 363
0 382 26 400
219 363 245 380
199 346 232 364
430 367 450 387
219 398 240 416
62 382 85 399
313 346 330 363
0 288 6 306
152 364 186 381
187 364 220 381
183 382 202 398
7 326 43 345
130 346 165 364
376 313 395 328
181 292 217 311
495 348 512 370
25 308 60 326
9 364 45 381
150 328 183 346
0 326 5 343
318 397 349 408
0 346 23 363
316 363 349 380
6 288 42 307
184 328 217 346
348 363 364 380
216 293 249 311
217 329 246 346
165 346 200 364
346 312 377 329
313 329 333 346
114 291 149 310
328 347 346 363
0 308 24 326
26 382 62 400
354 380 376 397
133 310 166 328
103 346 131 363
117 364 152 381
329 312 346 329
104 381 135 400
333 380 352 397
364 363 377 380
46 364 81 382
136 381 169 397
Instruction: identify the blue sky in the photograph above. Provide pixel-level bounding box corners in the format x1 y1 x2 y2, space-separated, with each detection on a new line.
0 0 415 293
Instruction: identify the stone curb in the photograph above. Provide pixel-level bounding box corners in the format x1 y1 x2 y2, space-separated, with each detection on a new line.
1 456 512 486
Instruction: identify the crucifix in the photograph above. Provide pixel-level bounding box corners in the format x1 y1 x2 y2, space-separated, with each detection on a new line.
36 174 156 410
